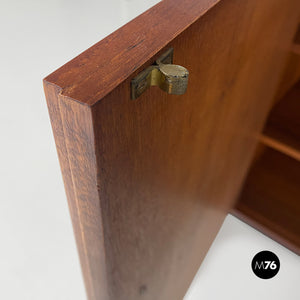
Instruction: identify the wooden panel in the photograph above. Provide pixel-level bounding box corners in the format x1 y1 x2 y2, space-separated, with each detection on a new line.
275 52 300 98
44 0 300 299
277 24 300 98
44 83 108 300
294 24 300 45
263 80 300 160
233 147 300 254
277 53 300 98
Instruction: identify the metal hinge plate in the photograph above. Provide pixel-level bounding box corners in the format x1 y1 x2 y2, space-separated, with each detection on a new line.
131 48 189 100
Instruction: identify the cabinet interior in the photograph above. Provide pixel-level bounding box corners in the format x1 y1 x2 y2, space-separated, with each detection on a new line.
233 25 300 255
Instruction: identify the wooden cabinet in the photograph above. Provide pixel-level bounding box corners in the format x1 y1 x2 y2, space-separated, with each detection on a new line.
234 55 300 255
43 0 300 299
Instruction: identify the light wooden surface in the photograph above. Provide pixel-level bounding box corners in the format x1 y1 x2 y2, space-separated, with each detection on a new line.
44 0 300 299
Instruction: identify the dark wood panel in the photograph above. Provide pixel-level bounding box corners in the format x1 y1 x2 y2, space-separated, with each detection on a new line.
44 0 300 299
234 147 300 254
263 80 300 160
294 24 300 44
292 25 300 54
277 52 300 98
277 24 300 98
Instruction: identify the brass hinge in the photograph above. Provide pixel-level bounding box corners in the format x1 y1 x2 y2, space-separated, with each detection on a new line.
131 48 189 100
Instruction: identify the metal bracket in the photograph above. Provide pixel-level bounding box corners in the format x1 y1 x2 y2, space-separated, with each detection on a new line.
131 48 189 100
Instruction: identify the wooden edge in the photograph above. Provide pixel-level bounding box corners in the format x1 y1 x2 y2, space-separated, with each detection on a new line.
43 81 109 300
43 0 220 106
231 207 300 255
259 135 300 161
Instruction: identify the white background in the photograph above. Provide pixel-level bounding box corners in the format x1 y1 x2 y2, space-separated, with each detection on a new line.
0 1 299 299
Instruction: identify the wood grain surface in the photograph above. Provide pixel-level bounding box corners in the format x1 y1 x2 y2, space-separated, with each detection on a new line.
276 23 300 98
263 80 300 159
44 0 300 299
234 147 300 254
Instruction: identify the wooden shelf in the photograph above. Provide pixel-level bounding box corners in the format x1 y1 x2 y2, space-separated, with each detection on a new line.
236 24 300 256
233 148 300 254
259 135 300 161
262 80 300 160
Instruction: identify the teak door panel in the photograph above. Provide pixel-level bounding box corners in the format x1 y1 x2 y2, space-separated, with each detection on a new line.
43 0 299 299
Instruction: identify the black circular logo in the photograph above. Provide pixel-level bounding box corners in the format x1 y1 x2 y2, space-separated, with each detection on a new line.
251 250 280 279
